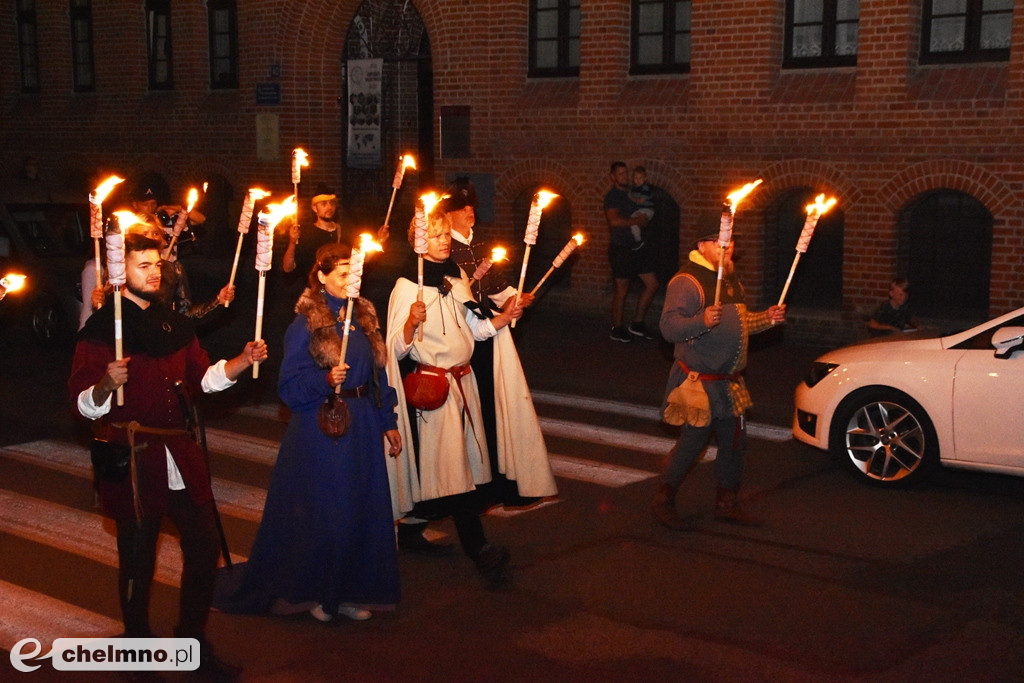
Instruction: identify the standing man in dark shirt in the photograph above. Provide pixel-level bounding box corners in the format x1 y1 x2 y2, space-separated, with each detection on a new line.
282 186 344 278
604 161 659 343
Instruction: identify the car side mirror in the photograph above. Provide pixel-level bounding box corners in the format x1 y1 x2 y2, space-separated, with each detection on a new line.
992 326 1024 359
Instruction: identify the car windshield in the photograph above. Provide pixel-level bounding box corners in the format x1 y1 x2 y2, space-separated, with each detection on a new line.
2 204 89 259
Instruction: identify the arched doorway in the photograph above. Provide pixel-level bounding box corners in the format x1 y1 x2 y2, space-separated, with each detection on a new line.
898 189 992 319
343 1 432 226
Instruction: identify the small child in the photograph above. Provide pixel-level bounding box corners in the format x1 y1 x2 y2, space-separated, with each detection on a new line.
628 166 655 248
867 278 918 335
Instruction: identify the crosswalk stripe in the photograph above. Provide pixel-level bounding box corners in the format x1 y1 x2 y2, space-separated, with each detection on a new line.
204 429 278 465
539 417 676 453
0 579 121 652
0 489 244 587
532 390 792 443
0 441 266 523
548 454 656 487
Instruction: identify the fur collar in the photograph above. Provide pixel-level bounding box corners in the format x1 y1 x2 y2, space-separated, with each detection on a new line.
294 288 386 368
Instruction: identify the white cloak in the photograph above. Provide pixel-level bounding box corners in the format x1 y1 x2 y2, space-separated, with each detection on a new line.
386 275 491 518
385 274 557 519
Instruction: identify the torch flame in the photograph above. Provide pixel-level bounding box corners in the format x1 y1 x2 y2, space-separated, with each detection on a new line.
726 179 764 211
806 193 837 217
186 188 199 213
535 190 558 210
402 154 417 171
92 176 125 204
358 233 384 254
293 148 309 168
419 191 441 216
0 273 27 292
112 211 141 232
259 195 297 231
572 233 585 246
248 188 271 201
490 247 507 262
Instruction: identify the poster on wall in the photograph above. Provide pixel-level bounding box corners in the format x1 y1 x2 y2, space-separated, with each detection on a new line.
346 58 383 169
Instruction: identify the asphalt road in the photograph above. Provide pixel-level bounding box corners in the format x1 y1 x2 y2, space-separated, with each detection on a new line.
3 309 1024 682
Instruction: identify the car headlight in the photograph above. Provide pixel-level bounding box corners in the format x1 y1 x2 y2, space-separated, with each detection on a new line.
804 361 839 388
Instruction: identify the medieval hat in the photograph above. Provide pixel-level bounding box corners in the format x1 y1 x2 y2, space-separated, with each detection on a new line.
439 176 478 213
694 211 724 246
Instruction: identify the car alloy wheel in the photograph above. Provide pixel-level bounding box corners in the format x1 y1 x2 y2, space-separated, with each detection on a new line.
31 304 62 343
830 389 938 487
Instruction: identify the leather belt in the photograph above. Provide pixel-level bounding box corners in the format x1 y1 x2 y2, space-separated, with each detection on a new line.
337 384 370 398
677 360 740 382
109 420 191 525
417 363 474 425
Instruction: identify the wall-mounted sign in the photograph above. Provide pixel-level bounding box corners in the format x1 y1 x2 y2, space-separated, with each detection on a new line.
255 83 281 106
346 58 383 169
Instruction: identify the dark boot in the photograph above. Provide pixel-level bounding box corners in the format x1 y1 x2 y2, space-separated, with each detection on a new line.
714 487 763 527
651 482 692 530
397 521 454 556
473 544 513 592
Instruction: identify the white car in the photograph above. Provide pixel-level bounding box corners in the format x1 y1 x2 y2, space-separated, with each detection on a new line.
793 307 1024 487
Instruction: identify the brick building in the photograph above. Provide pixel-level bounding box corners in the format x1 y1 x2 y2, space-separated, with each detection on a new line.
1 1 1022 345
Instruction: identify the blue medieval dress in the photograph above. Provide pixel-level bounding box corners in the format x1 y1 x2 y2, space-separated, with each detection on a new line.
218 289 400 614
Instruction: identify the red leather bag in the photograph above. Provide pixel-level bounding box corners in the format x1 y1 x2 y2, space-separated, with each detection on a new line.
403 366 450 411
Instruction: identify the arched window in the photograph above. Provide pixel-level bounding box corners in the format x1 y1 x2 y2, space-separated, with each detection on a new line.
766 188 844 309
344 1 431 212
898 189 991 318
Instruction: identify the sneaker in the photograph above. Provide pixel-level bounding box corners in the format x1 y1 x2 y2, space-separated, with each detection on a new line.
610 326 632 343
310 605 333 622
337 605 372 621
628 322 655 339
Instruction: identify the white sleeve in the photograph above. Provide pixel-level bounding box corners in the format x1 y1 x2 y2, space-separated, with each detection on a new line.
466 309 498 341
201 359 235 393
392 330 413 358
489 286 518 308
77 386 111 420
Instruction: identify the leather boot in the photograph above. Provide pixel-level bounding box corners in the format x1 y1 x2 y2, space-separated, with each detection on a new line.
714 487 763 527
651 482 692 530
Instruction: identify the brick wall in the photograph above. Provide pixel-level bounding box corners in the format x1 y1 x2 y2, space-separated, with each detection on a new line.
2 1 1023 346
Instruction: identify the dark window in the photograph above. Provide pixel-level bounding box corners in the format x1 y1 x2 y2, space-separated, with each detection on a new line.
921 0 1012 64
146 0 173 89
208 0 239 89
899 190 992 318
630 0 691 75
529 0 580 78
769 189 844 310
16 0 40 93
69 0 95 92
783 0 859 68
